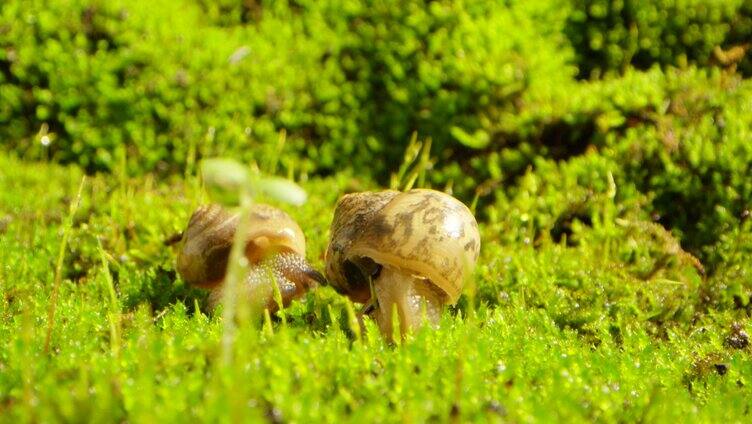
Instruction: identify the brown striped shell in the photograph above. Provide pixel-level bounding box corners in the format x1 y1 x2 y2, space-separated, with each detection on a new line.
325 189 480 304
177 203 306 288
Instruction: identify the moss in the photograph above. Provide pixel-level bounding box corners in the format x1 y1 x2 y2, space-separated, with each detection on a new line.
1 153 751 421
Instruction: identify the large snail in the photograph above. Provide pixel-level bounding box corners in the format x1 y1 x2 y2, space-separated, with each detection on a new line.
325 189 480 338
177 204 325 312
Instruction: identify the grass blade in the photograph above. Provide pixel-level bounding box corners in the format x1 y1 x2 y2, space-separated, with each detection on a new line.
44 175 86 353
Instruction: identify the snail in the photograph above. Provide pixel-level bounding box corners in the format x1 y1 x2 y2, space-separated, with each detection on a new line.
177 203 325 312
325 189 480 339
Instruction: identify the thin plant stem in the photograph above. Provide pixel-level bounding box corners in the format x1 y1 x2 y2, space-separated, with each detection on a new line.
45 175 86 353
220 190 253 365
98 241 121 358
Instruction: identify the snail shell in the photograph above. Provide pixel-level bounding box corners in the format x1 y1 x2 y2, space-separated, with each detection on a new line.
177 204 306 288
177 204 322 311
325 189 480 336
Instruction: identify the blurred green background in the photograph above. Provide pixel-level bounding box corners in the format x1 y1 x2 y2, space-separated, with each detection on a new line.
2 0 751 273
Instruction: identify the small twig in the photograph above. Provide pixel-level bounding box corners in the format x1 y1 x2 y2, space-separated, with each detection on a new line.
152 308 169 323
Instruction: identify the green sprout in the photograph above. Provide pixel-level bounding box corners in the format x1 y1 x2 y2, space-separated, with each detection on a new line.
200 158 307 364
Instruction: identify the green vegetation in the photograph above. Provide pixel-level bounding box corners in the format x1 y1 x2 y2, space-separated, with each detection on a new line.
1 0 751 421
566 0 751 77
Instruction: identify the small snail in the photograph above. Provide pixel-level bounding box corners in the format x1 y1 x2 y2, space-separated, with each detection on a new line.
325 189 480 338
177 204 325 312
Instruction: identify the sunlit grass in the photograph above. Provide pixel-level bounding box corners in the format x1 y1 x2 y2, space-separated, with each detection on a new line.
0 153 750 422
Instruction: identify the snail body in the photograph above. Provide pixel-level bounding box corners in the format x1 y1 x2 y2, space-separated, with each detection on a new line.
325 189 480 338
177 204 324 312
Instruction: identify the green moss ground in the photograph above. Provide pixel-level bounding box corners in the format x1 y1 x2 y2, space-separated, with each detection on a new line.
0 152 750 422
